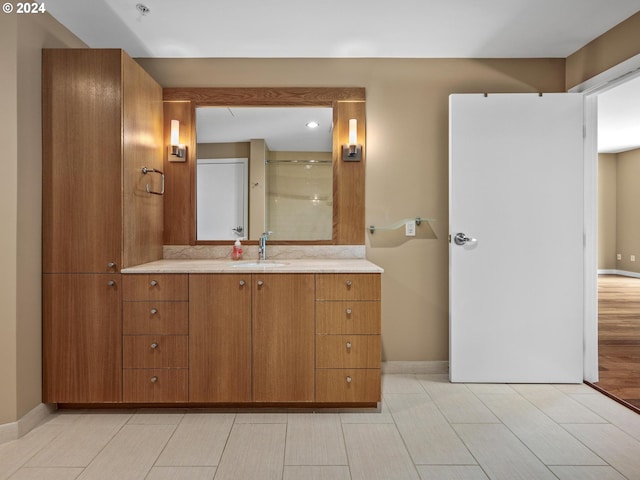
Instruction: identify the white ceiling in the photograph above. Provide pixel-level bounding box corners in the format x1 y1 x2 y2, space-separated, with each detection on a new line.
46 0 640 152
46 0 640 59
598 75 640 153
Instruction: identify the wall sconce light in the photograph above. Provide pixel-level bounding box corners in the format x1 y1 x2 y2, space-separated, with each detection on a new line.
168 119 187 162
342 118 362 162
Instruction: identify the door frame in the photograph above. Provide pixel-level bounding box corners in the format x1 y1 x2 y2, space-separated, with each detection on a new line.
570 52 640 382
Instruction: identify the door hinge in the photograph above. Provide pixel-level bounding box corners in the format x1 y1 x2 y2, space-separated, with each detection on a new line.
448 234 451 243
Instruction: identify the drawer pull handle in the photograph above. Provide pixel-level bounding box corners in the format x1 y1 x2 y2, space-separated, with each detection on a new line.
346 341 352 350
239 280 246 286
107 262 116 268
150 343 158 349
150 376 158 383
150 280 158 287
150 308 158 315
107 280 116 287
346 280 352 287
346 376 352 383
346 308 352 315
257 280 264 287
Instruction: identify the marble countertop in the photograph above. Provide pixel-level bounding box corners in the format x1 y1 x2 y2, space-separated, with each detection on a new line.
121 258 384 274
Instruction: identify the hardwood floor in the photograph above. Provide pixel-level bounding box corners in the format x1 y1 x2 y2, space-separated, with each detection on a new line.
596 274 640 409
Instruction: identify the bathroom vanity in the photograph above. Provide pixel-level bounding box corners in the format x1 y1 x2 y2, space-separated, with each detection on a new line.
119 260 382 405
41 48 379 408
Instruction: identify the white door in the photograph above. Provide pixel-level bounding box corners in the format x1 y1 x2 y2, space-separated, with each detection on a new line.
197 158 248 240
449 94 584 383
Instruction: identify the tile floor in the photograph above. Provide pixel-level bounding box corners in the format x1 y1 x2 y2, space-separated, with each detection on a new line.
2 374 640 479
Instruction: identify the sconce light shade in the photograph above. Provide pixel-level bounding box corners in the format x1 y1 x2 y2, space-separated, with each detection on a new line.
170 119 180 145
342 118 362 162
168 119 187 162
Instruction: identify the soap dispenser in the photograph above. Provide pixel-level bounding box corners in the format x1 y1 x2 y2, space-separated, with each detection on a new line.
232 239 243 260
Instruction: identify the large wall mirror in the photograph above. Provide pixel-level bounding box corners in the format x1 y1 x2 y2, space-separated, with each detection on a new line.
162 87 366 246
196 106 334 242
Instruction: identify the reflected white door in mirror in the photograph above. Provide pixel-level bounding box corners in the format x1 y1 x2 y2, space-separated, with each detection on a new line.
196 158 248 240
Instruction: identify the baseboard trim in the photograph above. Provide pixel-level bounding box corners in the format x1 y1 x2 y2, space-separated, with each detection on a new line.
0 420 18 445
382 361 449 375
598 269 640 279
0 403 57 445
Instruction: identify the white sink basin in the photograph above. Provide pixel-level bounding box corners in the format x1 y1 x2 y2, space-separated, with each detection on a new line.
229 261 288 268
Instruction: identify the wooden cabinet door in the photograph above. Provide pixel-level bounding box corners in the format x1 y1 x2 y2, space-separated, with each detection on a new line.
42 49 123 274
253 274 315 402
43 274 122 403
121 53 164 268
189 274 252 402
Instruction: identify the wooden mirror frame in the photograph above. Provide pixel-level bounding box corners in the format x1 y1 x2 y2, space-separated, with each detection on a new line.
162 87 366 246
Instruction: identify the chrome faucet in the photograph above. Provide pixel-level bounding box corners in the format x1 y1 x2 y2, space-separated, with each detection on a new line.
258 231 272 261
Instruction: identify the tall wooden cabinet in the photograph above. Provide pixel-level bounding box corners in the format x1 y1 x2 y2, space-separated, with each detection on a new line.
42 49 164 403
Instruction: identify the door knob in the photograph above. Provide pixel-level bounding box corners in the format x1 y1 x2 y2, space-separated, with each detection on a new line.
454 233 477 246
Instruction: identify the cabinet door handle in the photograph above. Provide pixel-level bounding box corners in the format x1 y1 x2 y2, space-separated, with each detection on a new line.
346 308 352 315
346 341 352 350
150 342 158 349
257 280 264 287
346 280 352 287
239 280 246 286
150 308 158 315
150 376 158 383
346 376 352 383
150 280 158 286
107 280 116 287
107 262 116 269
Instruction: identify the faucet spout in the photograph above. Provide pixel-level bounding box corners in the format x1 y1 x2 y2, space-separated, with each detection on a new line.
258 231 272 261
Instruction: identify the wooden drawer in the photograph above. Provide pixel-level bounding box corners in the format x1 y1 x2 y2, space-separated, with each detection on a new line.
316 273 380 301
123 369 188 403
123 301 188 335
316 369 381 403
123 274 188 301
316 301 380 334
316 335 380 369
123 335 188 368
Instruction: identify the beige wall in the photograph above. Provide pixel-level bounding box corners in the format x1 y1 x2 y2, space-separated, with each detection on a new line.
616 149 640 273
0 14 19 426
566 12 640 90
598 154 617 270
598 149 640 274
0 13 85 425
138 57 567 362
